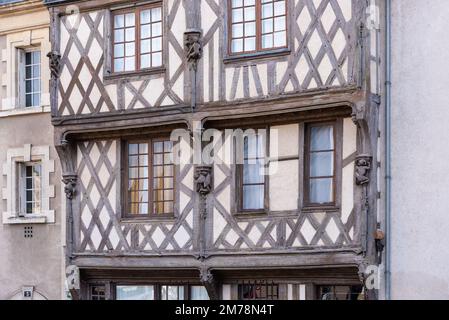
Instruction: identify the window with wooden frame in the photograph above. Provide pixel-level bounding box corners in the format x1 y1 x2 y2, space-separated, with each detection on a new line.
125 139 174 218
228 0 287 55
304 123 336 206
112 3 163 73
317 285 364 300
238 281 279 300
90 285 106 300
237 132 267 212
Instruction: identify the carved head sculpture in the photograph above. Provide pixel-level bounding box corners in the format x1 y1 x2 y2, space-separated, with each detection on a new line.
47 51 62 78
194 166 212 195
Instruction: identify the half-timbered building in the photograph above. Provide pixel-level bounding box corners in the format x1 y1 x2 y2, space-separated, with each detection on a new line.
44 0 384 300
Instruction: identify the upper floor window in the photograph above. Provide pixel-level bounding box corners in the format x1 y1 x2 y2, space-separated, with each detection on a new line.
305 123 336 206
229 0 287 54
21 163 42 215
22 50 41 107
126 139 174 217
113 4 163 73
238 133 266 212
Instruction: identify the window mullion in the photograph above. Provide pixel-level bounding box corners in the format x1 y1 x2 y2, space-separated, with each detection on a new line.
136 10 140 70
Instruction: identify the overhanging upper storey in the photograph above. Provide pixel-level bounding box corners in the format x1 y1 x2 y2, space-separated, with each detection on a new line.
45 0 370 127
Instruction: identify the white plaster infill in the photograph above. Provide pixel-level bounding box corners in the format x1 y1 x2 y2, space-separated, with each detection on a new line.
1 144 55 224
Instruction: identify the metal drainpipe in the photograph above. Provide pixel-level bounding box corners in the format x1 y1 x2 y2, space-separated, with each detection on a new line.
385 0 392 300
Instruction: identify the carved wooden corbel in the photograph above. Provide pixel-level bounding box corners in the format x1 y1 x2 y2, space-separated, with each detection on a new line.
194 165 212 196
66 265 81 300
62 174 78 200
199 267 219 300
47 51 62 79
355 154 372 186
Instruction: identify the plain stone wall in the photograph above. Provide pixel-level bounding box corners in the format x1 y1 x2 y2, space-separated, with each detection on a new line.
391 0 449 299
0 112 63 300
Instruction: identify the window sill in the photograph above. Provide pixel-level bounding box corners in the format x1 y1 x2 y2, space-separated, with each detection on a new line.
120 215 177 223
3 214 48 225
302 205 340 212
223 48 291 64
233 210 267 219
104 67 166 82
0 105 51 118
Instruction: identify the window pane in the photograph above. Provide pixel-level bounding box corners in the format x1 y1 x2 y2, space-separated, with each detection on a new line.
114 14 124 28
262 3 273 18
141 39 151 54
152 37 162 52
244 6 255 20
25 52 32 64
125 27 135 41
232 39 243 53
245 0 255 5
141 10 151 24
245 22 256 37
274 16 285 32
311 126 334 151
141 25 151 38
141 54 150 68
274 0 286 16
232 8 243 23
116 286 154 300
114 58 124 72
243 185 264 210
26 66 32 79
139 143 149 153
152 52 162 67
125 57 135 71
125 13 135 27
114 44 124 57
310 178 333 204
33 65 40 78
152 22 162 37
232 0 243 7
273 31 286 47
129 143 139 154
262 34 273 49
243 163 264 184
232 23 244 38
190 286 210 300
152 7 162 22
125 42 135 57
310 151 334 177
262 19 273 34
245 37 256 51
114 29 124 42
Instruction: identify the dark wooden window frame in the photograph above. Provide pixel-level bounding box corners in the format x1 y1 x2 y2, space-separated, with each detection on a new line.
227 0 289 58
303 121 339 209
111 2 164 76
238 280 279 300
235 127 270 215
122 137 176 220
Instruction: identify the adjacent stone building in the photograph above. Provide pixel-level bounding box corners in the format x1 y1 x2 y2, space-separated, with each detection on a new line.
0 0 63 300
